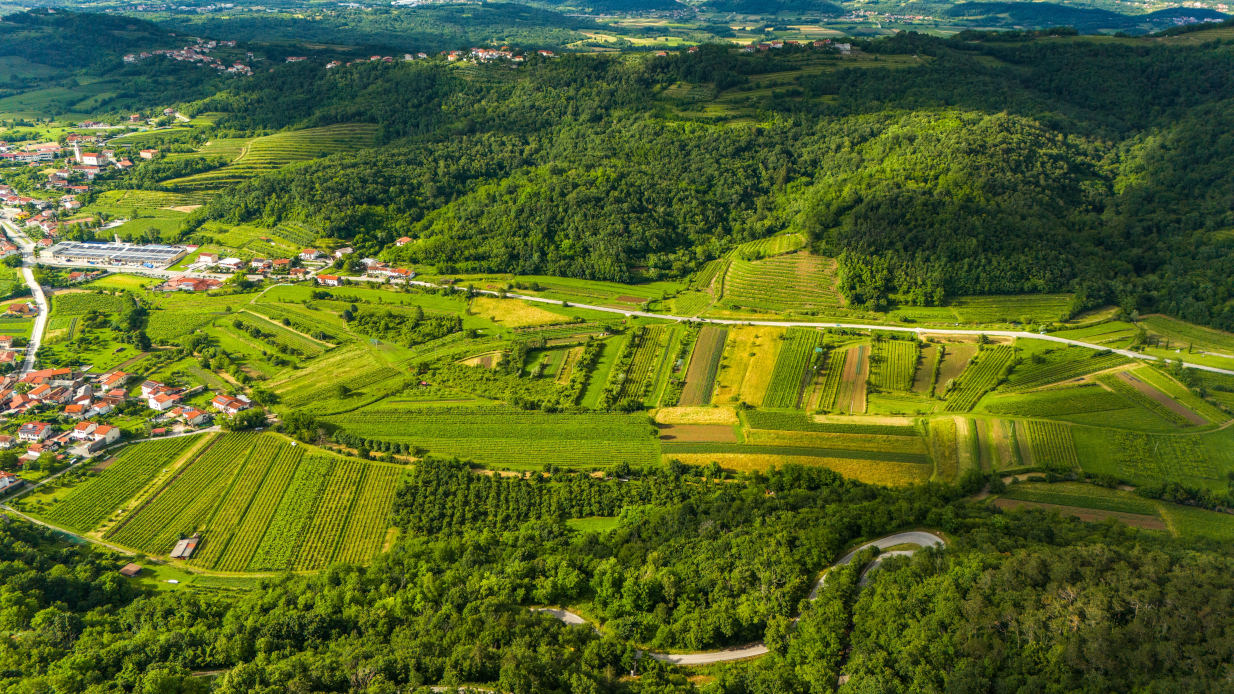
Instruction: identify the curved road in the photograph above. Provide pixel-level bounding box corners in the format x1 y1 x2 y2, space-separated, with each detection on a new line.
405 281 1234 377
539 531 945 665
0 219 50 375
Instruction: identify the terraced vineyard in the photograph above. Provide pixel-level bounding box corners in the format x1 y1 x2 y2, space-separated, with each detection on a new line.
727 233 806 259
93 189 211 208
689 259 728 291
719 252 841 312
39 436 204 532
943 346 1014 412
272 221 318 246
165 124 380 191
763 327 822 409
324 406 660 469
1001 350 1127 393
1133 366 1229 424
106 434 259 553
869 339 919 392
1024 421 1080 470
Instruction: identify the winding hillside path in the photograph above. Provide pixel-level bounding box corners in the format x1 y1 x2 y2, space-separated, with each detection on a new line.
537 531 945 665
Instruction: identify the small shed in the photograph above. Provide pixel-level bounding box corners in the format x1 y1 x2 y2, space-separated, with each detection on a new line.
119 563 142 577
170 535 200 559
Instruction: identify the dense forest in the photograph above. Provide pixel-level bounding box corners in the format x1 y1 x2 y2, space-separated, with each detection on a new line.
171 34 1234 328
3 459 1234 693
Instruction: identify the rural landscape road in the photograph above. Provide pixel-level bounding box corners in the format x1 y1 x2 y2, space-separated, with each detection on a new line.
540 531 946 665
0 219 50 375
405 280 1234 376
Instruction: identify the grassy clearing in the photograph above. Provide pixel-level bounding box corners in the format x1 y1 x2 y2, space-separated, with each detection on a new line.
471 296 565 328
567 516 621 534
1073 425 1234 488
999 482 1158 515
1141 314 1234 355
982 385 1129 417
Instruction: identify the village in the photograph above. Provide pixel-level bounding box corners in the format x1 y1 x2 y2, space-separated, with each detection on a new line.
0 364 257 496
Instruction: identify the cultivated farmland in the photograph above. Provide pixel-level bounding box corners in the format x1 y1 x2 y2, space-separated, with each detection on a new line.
869 339 919 392
717 252 841 312
763 327 822 408
166 124 380 191
1024 420 1080 470
943 346 1014 412
1000 349 1127 393
815 347 849 410
1097 372 1203 427
1141 314 1234 355
324 406 659 469
679 326 727 406
39 435 204 532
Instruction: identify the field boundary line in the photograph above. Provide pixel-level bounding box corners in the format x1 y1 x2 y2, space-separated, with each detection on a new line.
240 309 335 348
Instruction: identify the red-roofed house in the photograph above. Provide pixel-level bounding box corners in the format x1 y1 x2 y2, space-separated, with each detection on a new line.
210 394 250 416
299 248 321 260
148 392 181 412
396 237 412 246
18 422 52 442
99 371 129 389
316 274 340 287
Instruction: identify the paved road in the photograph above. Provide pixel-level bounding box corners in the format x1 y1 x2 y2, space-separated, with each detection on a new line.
539 531 946 665
1 220 50 375
403 281 1234 376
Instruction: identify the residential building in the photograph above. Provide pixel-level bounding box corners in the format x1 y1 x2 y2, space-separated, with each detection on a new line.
395 237 412 246
18 422 52 441
299 248 322 260
210 394 250 416
0 472 22 493
316 274 341 287
148 392 181 411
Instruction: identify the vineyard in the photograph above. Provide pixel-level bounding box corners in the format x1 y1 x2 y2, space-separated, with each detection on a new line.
869 339 919 392
1000 349 1127 393
247 455 334 571
187 436 287 569
39 435 203 532
1093 429 1225 482
984 386 1129 417
1024 420 1080 470
1141 314 1234 355
672 291 713 317
248 303 346 343
762 328 822 409
678 327 727 406
291 458 363 571
146 309 224 343
236 313 328 357
600 326 668 407
280 363 406 410
943 346 1014 412
92 189 211 208
52 293 132 315
211 443 304 572
689 259 728 291
166 124 380 191
815 347 848 410
272 221 318 246
332 465 401 565
727 233 806 259
1097 373 1198 427
1133 366 1229 424
106 433 259 553
718 252 841 312
324 406 659 469
949 294 1071 324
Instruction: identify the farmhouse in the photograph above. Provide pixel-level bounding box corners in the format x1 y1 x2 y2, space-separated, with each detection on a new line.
299 248 322 260
171 407 210 426
197 252 219 265
218 258 244 271
316 274 341 287
333 247 353 258
395 237 412 246
0 436 12 449
99 371 129 389
0 472 22 493
148 393 181 412
164 276 221 292
210 394 250 416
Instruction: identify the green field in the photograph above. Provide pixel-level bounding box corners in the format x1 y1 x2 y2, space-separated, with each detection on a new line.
763 327 823 408
1141 314 1234 355
1074 425 1234 487
944 346 1014 412
324 405 659 469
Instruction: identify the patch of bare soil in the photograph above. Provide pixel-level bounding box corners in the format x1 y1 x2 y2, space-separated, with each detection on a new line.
657 424 738 443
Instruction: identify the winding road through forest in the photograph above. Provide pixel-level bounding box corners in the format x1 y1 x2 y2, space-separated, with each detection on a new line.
536 531 946 665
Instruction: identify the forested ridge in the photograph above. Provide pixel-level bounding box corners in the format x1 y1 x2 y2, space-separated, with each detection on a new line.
168 35 1234 328
4 459 1234 693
